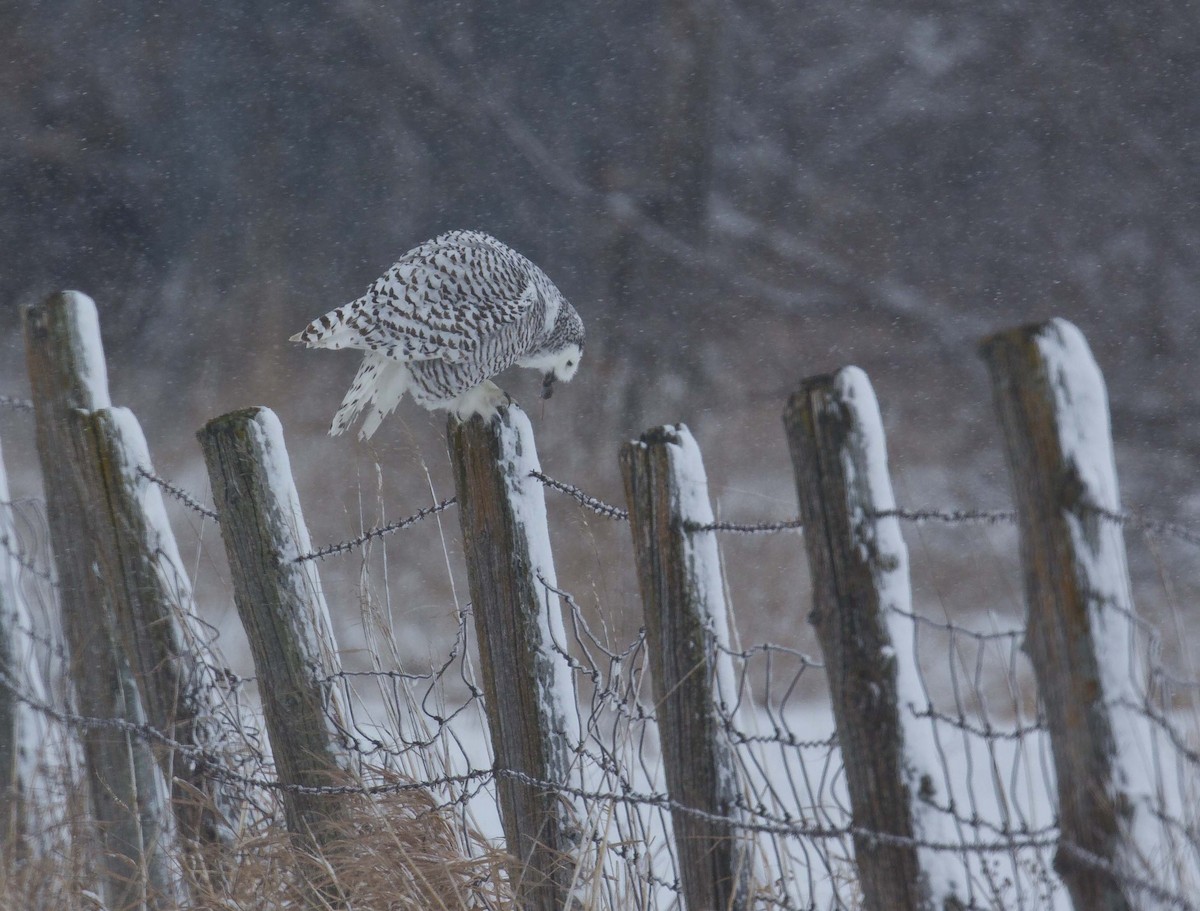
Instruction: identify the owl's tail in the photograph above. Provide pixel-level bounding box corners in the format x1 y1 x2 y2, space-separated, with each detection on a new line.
291 301 364 350
330 354 410 440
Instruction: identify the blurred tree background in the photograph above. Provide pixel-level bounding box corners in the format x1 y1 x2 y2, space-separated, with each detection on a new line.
3 0 1199 657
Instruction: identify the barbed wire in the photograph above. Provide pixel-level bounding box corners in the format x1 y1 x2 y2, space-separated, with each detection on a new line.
1058 842 1200 911
0 666 1057 850
3 395 1200 907
0 532 56 584
685 517 804 534
8 638 1195 910
137 466 220 521
294 496 459 562
529 469 630 520
126 464 459 562
873 506 1017 525
101 460 1200 562
5 556 1197 908
911 703 1047 742
1087 502 1200 547
0 395 34 411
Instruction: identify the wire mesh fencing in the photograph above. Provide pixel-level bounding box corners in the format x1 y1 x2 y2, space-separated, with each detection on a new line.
3 382 1200 910
2 470 1197 909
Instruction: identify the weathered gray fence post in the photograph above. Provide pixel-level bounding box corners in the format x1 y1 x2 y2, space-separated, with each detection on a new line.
783 367 963 911
620 423 751 911
981 319 1191 909
24 291 185 909
0 434 59 854
198 408 352 863
447 405 581 911
70 406 235 870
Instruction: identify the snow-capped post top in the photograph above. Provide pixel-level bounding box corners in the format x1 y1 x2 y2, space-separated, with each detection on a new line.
446 401 581 911
784 367 964 911
23 289 186 907
981 319 1184 909
198 406 352 864
22 290 112 412
620 422 751 911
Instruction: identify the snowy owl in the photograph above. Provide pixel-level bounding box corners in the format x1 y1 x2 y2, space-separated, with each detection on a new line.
291 229 585 439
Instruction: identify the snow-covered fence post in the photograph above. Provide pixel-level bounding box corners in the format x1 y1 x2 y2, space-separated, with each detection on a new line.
24 290 186 909
620 424 751 911
198 408 353 863
783 368 964 911
447 405 581 911
981 319 1189 910
69 406 235 873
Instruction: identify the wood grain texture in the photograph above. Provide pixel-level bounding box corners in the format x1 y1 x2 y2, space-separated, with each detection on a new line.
448 405 578 911
981 321 1134 911
0 437 39 852
783 371 928 911
621 423 750 911
24 291 184 910
75 407 234 874
197 408 351 854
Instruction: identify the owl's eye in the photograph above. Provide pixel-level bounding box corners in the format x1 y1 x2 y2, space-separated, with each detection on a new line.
566 360 575 368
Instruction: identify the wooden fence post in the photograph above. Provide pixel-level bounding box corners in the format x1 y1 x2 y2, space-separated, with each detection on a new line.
0 434 57 853
783 367 963 911
24 291 185 909
980 319 1190 909
620 423 751 911
70 406 235 868
447 405 581 911
198 407 352 858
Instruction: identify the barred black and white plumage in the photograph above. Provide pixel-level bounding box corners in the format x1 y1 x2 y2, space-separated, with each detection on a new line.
291 230 585 439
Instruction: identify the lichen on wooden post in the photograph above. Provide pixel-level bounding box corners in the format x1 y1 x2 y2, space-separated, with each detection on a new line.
620 423 751 911
784 366 964 911
981 319 1194 909
447 404 580 911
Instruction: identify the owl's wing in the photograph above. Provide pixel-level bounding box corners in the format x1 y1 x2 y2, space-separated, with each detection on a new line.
296 259 538 363
363 258 538 360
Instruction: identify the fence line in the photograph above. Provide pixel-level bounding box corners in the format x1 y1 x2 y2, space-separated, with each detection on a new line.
0 664 1057 849
19 438 1200 557
2 534 1197 907
9 664 1198 911
3 305 1200 911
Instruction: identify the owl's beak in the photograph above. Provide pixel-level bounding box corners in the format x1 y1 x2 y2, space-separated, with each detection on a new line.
541 373 555 400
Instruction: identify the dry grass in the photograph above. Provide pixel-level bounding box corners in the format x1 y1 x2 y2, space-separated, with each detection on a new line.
2 782 517 911
203 786 515 911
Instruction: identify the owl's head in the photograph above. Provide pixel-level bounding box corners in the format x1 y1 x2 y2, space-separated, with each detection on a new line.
537 302 585 398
